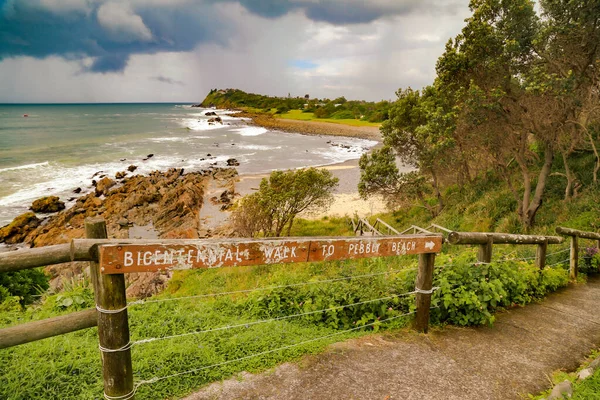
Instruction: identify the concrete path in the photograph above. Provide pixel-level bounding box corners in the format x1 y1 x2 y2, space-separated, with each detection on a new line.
186 276 600 400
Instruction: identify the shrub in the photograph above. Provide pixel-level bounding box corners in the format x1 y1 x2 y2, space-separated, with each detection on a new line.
431 253 569 326
0 268 49 305
231 168 339 237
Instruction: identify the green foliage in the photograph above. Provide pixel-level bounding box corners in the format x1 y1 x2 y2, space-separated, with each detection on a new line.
0 268 49 305
200 88 390 123
432 253 569 326
231 167 339 237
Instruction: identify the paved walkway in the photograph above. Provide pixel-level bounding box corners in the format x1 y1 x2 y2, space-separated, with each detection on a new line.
186 276 600 400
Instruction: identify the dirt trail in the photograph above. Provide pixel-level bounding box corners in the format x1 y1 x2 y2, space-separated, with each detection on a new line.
185 276 600 400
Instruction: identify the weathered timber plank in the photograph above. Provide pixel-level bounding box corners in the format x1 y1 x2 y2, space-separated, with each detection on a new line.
99 235 443 274
448 232 563 245
0 308 97 349
556 226 600 240
86 218 134 399
415 253 435 333
0 244 72 273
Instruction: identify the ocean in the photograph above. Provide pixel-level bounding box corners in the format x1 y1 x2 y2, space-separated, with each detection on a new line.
0 103 377 226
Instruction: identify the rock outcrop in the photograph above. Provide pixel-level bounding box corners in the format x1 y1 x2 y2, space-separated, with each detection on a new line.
31 196 65 213
95 177 115 196
0 167 239 297
0 212 41 244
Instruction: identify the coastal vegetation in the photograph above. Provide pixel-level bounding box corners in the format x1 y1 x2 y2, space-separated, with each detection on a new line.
359 0 600 231
200 88 391 124
231 168 339 237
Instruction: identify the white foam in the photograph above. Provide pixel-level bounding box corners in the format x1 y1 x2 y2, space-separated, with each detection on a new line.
230 126 268 136
236 144 281 151
149 137 191 143
178 118 229 131
0 161 49 173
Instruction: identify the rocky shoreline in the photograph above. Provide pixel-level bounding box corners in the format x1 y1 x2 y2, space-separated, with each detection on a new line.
0 166 239 297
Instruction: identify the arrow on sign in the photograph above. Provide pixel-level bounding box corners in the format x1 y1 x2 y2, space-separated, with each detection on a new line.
424 241 435 250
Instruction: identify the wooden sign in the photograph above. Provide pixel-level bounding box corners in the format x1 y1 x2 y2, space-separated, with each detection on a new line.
98 235 443 274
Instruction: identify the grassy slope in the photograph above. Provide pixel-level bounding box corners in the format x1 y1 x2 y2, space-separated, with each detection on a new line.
277 110 381 127
2 152 600 399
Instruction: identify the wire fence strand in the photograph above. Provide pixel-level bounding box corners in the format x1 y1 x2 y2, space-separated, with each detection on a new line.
127 267 418 309
132 311 418 392
133 290 425 346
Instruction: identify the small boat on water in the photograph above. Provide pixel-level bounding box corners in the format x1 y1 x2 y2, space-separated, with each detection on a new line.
23 114 28 117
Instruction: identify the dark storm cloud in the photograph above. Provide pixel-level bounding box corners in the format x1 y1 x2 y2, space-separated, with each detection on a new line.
233 0 466 24
152 75 184 85
0 0 227 72
0 0 465 73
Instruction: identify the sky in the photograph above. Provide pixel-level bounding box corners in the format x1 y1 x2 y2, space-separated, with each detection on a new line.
0 0 472 103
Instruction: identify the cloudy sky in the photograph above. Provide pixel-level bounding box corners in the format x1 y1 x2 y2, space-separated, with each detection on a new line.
0 0 471 103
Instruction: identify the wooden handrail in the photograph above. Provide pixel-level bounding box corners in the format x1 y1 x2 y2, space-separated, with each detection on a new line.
448 232 563 245
556 227 600 240
0 308 97 349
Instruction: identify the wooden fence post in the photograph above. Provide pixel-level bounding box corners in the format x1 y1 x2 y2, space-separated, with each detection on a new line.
570 234 578 280
536 239 548 270
86 218 134 400
478 236 493 263
415 252 436 333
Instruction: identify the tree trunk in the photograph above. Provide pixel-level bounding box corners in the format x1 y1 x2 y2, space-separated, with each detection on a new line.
561 151 575 201
522 143 554 231
286 215 295 237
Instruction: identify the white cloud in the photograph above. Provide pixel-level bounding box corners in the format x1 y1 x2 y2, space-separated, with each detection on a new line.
97 2 153 42
0 0 472 103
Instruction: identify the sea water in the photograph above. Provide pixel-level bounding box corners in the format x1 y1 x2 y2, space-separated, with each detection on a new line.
0 103 377 226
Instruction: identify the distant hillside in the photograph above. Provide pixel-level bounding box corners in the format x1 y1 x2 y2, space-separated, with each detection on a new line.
200 88 390 123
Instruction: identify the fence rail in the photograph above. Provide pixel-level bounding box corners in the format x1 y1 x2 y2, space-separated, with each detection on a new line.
0 220 597 399
556 226 600 279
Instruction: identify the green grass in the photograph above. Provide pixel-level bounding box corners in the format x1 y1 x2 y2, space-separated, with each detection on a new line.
528 349 600 399
289 216 353 237
572 365 600 399
278 110 381 127
0 257 416 400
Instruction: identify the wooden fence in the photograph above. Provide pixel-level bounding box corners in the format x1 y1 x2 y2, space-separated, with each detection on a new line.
1 219 595 399
0 217 444 399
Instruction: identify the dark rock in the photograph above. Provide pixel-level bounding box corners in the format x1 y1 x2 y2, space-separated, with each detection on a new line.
115 171 127 179
0 212 41 244
127 165 137 172
120 158 126 161
31 196 65 213
208 117 222 124
147 154 154 159
207 154 212 157
73 187 82 194
91 171 104 178
91 179 97 187
205 111 217 116
226 158 240 166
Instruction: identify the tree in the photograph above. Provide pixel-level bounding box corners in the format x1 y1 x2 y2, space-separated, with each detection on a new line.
358 85 461 218
231 168 339 237
435 0 559 230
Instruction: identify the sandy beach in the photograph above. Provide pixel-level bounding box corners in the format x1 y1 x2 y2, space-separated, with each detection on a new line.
232 112 388 220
